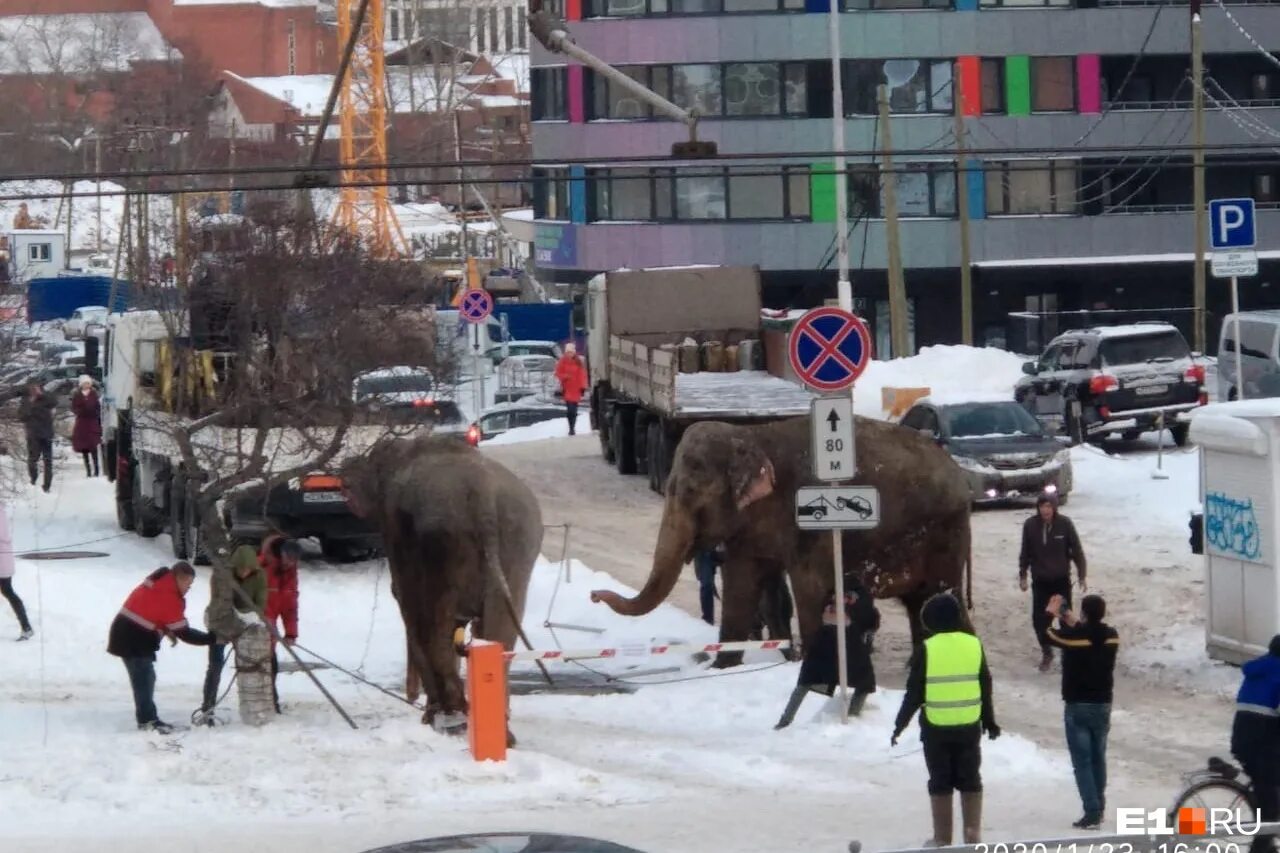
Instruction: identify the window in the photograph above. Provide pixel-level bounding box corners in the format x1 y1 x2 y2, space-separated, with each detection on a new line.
845 0 950 8
503 7 514 51
593 166 809 221
29 243 51 262
980 0 1069 6
1031 57 1074 112
844 59 953 115
591 67 655 119
981 59 1004 114
849 166 882 218
786 167 811 218
672 0 718 9
517 7 527 49
489 9 499 51
725 63 781 116
671 65 722 115
288 19 297 74
675 173 726 219
531 68 568 121
784 63 807 115
592 168 654 219
533 168 571 220
476 12 487 53
1253 73 1273 101
985 160 1079 215
887 163 957 218
389 11 400 42
586 0 649 15
1257 173 1276 203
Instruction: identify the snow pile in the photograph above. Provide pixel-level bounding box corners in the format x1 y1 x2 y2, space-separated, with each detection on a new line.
1120 625 1241 700
855 345 1030 418
482 415 590 446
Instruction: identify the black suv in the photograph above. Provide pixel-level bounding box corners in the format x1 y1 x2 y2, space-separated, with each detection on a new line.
1014 322 1206 446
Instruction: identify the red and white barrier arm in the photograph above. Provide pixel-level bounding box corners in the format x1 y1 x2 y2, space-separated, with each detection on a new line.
503 639 792 662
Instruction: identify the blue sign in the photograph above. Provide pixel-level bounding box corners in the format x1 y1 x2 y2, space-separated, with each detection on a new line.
1209 198 1257 250
535 223 577 267
460 288 493 324
787 307 873 392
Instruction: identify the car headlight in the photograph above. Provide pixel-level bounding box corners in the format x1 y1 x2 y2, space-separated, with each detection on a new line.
952 455 987 473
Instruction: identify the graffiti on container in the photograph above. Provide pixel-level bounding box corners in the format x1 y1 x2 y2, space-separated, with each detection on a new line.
1205 492 1262 560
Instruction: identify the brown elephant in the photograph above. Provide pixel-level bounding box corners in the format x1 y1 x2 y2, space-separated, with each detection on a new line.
591 416 971 665
340 434 543 735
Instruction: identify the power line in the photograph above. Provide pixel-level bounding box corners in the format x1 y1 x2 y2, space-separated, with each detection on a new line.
1073 0 1170 146
1212 0 1280 74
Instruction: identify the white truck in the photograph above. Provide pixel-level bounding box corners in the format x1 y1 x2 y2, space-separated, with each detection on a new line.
587 265 814 494
101 309 470 562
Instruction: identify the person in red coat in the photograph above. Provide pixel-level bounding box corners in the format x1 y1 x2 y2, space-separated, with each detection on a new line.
259 534 301 713
554 343 589 436
70 375 102 477
107 562 213 733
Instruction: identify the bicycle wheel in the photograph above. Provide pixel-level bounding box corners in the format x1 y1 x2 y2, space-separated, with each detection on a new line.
1172 777 1258 819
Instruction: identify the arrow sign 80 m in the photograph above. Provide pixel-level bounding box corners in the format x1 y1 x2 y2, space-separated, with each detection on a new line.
812 397 855 482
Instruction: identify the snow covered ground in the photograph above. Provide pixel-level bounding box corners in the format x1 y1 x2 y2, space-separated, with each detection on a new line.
0 345 1240 852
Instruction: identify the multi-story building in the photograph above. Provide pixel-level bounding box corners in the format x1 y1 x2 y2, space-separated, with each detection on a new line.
529 1 1280 353
384 0 530 56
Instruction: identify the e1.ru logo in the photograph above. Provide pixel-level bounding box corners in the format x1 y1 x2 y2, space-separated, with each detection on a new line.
1116 807 1260 837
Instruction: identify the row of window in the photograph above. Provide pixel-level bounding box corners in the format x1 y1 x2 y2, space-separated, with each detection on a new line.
531 56 1077 121
581 0 1078 15
531 159 1098 222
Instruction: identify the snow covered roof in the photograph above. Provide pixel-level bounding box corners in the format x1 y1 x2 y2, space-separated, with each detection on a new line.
235 73 334 117
918 392 1017 407
174 0 316 6
1076 323 1178 339
0 13 179 75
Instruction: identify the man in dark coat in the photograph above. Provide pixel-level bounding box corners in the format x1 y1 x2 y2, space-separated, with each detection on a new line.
893 592 1000 846
18 380 57 492
1019 492 1088 672
774 576 880 728
1231 634 1280 853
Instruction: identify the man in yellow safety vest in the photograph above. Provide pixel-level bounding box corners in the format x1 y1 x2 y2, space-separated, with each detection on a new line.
892 592 1000 847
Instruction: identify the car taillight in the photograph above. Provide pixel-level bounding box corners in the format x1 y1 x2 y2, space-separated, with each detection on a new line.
466 424 481 446
1089 374 1119 395
412 397 435 408
1185 364 1206 385
302 475 342 491
1199 390 1208 406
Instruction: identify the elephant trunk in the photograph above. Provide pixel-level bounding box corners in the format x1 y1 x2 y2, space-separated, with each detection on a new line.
591 498 695 617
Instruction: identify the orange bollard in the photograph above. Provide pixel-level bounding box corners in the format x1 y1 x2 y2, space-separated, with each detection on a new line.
467 640 507 762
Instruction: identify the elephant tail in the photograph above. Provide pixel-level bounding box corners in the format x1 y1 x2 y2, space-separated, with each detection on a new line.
965 543 973 612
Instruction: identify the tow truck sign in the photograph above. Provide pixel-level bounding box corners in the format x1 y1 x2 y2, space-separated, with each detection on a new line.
795 486 880 530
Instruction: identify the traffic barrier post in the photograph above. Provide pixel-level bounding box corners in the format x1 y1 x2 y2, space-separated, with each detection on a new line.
467 640 507 762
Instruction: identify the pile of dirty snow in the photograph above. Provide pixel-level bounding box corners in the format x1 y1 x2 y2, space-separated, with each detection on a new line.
482 415 591 446
854 345 1030 418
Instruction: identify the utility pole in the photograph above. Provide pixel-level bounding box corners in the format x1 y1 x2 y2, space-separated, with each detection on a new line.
455 109 469 268
954 63 974 347
95 132 103 254
878 84 909 358
1192 2 1207 354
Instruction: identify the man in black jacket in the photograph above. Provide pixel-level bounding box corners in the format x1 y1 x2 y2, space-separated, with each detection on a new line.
1046 593 1119 830
18 381 57 493
893 592 1000 847
1020 492 1088 672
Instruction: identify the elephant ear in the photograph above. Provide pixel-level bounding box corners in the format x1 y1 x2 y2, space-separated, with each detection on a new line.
730 439 776 510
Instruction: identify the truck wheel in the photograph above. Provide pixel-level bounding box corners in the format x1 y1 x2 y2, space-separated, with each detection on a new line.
613 408 637 475
186 496 210 566
116 477 136 532
321 539 360 563
132 468 163 539
634 414 650 476
647 422 661 492
170 475 189 560
104 439 118 484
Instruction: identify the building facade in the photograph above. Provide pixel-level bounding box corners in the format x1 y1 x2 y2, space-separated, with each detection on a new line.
529 1 1280 354
384 0 530 56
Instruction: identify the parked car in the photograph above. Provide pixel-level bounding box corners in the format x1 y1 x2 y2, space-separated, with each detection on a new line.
1014 322 1205 446
494 353 558 404
901 395 1074 504
476 396 566 441
483 340 562 368
63 306 109 340
1217 310 1280 400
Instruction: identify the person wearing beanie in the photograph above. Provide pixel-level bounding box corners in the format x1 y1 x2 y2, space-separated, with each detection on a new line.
553 342 589 436
70 375 102 477
1231 634 1280 853
1019 491 1088 672
1045 593 1120 829
198 545 268 722
893 592 1000 847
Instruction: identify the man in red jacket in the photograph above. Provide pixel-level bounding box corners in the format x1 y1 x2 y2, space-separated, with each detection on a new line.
554 342 589 436
107 562 213 733
259 534 301 713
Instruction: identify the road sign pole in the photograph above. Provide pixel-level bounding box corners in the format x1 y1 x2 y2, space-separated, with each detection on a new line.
834 529 848 724
1233 275 1244 401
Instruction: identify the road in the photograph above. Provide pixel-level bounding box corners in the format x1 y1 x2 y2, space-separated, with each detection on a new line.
490 431 1235 796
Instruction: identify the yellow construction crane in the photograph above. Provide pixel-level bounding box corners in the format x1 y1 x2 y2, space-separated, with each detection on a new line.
331 0 406 257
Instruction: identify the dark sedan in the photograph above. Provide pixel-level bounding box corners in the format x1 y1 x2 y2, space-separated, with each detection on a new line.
360 833 650 853
900 396 1074 504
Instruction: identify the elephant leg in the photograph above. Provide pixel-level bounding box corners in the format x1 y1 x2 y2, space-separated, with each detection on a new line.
714 553 765 668
901 588 929 650
788 560 827 660
405 634 424 703
399 607 446 723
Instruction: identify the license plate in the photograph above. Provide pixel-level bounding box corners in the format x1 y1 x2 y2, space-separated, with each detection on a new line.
302 491 346 504
1134 384 1168 396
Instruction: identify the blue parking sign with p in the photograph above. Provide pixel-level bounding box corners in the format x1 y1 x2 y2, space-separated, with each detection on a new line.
1210 198 1256 250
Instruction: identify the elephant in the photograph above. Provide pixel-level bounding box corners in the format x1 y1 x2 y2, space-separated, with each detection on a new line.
590 416 971 666
340 434 543 736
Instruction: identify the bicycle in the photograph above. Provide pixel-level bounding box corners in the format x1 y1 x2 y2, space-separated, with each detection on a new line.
1171 755 1259 823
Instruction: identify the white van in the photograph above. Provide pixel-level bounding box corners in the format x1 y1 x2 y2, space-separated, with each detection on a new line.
1218 310 1280 399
